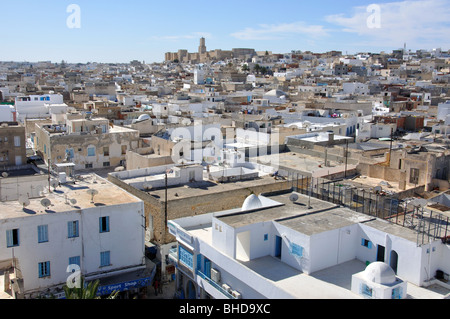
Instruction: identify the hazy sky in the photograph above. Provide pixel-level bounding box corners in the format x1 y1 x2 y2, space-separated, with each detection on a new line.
1 0 449 63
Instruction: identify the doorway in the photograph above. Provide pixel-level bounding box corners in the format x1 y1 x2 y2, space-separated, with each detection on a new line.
390 250 398 274
186 280 196 299
275 236 282 259
377 245 385 262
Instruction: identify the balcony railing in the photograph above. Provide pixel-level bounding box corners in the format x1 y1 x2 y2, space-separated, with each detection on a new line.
196 270 236 299
168 248 177 264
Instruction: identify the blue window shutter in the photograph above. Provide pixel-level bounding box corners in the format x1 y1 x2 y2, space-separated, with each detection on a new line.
106 216 110 232
100 251 110 267
204 259 211 278
6 230 13 247
368 241 372 249
99 217 102 233
69 256 80 267
197 254 202 271
361 238 365 246
38 225 48 243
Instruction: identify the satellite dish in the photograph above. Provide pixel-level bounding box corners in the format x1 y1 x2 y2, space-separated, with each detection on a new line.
87 189 99 203
374 186 382 193
181 119 191 126
114 166 125 172
142 182 152 191
40 198 52 209
289 193 299 202
18 195 30 208
70 198 77 205
50 179 59 189
1 172 8 178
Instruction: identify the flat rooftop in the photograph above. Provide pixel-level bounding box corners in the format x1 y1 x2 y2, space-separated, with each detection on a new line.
183 192 448 299
0 174 141 219
216 192 373 233
146 175 288 201
255 152 346 175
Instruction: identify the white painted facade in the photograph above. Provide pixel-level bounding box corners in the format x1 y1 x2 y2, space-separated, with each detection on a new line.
15 94 66 122
169 193 450 299
0 176 146 298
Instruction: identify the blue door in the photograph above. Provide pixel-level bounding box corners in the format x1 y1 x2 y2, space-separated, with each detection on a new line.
275 236 282 258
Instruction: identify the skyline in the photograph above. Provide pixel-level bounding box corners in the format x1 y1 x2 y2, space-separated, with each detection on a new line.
1 0 450 64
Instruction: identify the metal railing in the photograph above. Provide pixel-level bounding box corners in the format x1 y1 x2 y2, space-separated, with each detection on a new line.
196 269 236 299
284 173 449 246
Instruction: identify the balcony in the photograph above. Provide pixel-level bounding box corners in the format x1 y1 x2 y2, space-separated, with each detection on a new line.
168 247 178 264
196 269 237 299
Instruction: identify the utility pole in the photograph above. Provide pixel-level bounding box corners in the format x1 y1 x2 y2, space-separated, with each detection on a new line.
48 159 51 193
344 139 349 178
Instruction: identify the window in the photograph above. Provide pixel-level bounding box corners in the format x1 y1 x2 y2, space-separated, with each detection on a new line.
85 163 93 169
361 238 372 249
87 147 95 157
66 148 74 159
361 283 373 297
103 162 110 167
69 256 81 267
178 246 193 270
99 216 110 233
121 145 127 155
100 251 110 267
68 221 79 238
264 234 269 241
37 225 48 243
103 147 109 156
14 136 21 147
38 261 51 278
410 168 420 184
290 243 303 258
6 229 19 247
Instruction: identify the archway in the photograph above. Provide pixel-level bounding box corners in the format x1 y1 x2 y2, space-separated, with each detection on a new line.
390 250 398 274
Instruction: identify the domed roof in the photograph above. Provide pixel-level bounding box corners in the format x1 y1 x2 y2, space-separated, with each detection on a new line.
363 262 396 285
137 114 151 121
242 194 263 211
264 89 288 97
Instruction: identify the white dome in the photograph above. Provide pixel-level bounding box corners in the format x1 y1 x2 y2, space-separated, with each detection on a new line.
242 194 263 211
363 262 396 285
138 114 151 121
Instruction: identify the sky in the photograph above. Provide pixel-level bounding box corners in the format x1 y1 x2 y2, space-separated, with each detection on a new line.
1 0 449 63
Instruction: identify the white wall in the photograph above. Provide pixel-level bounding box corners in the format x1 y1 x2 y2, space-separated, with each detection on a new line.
0 200 145 295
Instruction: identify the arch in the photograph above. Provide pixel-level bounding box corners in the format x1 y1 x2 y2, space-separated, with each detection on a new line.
390 250 398 274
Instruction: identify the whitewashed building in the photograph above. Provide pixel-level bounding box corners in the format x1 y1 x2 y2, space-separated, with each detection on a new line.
0 175 149 299
168 191 450 299
14 94 67 122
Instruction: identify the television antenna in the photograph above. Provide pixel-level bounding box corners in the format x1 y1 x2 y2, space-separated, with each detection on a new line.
86 189 99 203
40 198 52 210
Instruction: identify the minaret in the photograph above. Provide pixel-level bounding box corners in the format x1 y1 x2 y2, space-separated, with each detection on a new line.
199 37 206 55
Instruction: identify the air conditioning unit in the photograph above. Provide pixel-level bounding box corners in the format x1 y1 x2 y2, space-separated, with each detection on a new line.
222 284 232 293
211 268 221 283
231 290 242 299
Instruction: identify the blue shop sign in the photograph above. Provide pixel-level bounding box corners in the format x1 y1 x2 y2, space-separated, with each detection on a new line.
97 277 152 296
